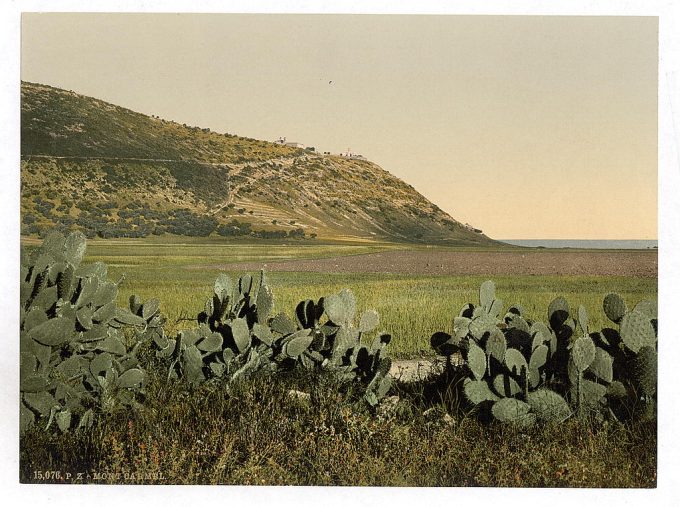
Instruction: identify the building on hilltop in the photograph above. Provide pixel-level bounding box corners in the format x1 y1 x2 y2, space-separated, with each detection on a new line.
339 148 366 160
274 136 305 149
285 141 305 148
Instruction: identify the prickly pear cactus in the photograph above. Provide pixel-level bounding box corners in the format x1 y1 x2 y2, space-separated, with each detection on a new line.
434 281 570 426
20 231 149 435
603 293 628 324
491 398 536 428
595 295 657 420
431 281 657 426
620 310 656 354
527 388 571 423
152 275 394 406
568 335 609 416
156 270 277 386
304 289 393 406
632 346 657 398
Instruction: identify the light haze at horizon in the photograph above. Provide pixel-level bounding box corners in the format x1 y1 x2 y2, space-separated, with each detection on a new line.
21 14 658 240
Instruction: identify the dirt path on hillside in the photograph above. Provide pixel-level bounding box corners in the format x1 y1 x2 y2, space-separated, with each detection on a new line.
201 249 657 277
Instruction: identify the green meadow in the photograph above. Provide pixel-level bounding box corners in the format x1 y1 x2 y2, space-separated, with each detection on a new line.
63 238 658 359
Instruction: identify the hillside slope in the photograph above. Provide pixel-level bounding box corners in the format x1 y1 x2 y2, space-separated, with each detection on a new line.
20 81 494 244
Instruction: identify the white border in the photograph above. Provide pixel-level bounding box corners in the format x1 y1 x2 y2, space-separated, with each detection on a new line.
2 2 678 506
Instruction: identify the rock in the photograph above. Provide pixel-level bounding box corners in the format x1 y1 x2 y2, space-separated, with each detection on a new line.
287 389 311 404
423 407 455 427
376 395 401 421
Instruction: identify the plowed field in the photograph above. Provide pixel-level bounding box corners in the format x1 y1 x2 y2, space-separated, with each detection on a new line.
212 249 657 277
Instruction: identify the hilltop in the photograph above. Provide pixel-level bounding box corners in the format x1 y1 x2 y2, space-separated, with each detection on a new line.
20 81 495 245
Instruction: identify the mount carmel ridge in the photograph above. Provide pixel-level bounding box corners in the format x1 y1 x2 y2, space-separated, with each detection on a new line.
21 81 494 244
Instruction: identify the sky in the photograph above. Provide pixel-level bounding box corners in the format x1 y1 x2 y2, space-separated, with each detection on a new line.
20 13 658 240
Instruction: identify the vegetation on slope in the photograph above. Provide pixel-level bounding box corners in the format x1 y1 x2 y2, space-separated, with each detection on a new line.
21 82 299 163
20 81 493 244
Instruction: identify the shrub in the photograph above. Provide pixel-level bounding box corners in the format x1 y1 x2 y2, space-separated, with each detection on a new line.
22 213 37 225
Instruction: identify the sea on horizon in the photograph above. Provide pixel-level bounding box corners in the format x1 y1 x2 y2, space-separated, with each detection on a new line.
499 239 658 250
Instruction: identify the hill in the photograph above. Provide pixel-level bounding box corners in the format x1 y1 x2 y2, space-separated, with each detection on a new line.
20 81 495 245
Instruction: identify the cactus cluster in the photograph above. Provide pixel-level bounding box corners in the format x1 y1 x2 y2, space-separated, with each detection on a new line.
432 281 570 427
566 304 611 415
431 281 657 426
20 232 152 434
287 289 392 407
593 293 657 418
153 271 277 386
148 278 393 406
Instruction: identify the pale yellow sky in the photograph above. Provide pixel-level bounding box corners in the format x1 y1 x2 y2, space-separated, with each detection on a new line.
21 13 658 239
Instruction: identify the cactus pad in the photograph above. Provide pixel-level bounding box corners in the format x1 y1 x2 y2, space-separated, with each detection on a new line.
467 341 487 381
197 332 223 353
491 398 535 427
485 328 507 363
464 379 499 404
283 329 314 358
23 391 59 417
230 318 251 354
579 379 607 408
453 316 471 340
270 312 296 335
324 288 356 325
587 347 613 383
632 346 657 397
572 336 596 372
256 284 274 323
505 348 528 378
117 368 146 389
606 380 628 399
182 345 206 385
620 310 656 353
548 297 570 328
527 389 571 423
633 300 657 320
55 410 72 432
492 374 522 398
528 344 548 388
489 298 504 319
507 314 530 334
479 280 496 310
529 344 548 371
214 273 232 301
28 317 74 347
469 314 497 340
577 305 588 335
530 321 551 351
359 310 380 333
141 298 161 320
603 293 628 324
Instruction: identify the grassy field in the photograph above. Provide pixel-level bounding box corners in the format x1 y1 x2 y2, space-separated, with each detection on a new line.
19 236 658 486
47 237 659 358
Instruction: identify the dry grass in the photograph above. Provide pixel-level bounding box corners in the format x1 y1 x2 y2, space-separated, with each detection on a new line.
20 366 656 487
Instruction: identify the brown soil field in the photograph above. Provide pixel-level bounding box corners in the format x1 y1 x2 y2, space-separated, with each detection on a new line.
215 249 657 277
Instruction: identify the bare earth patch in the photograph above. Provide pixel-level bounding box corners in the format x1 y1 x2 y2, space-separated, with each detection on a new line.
202 249 657 277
